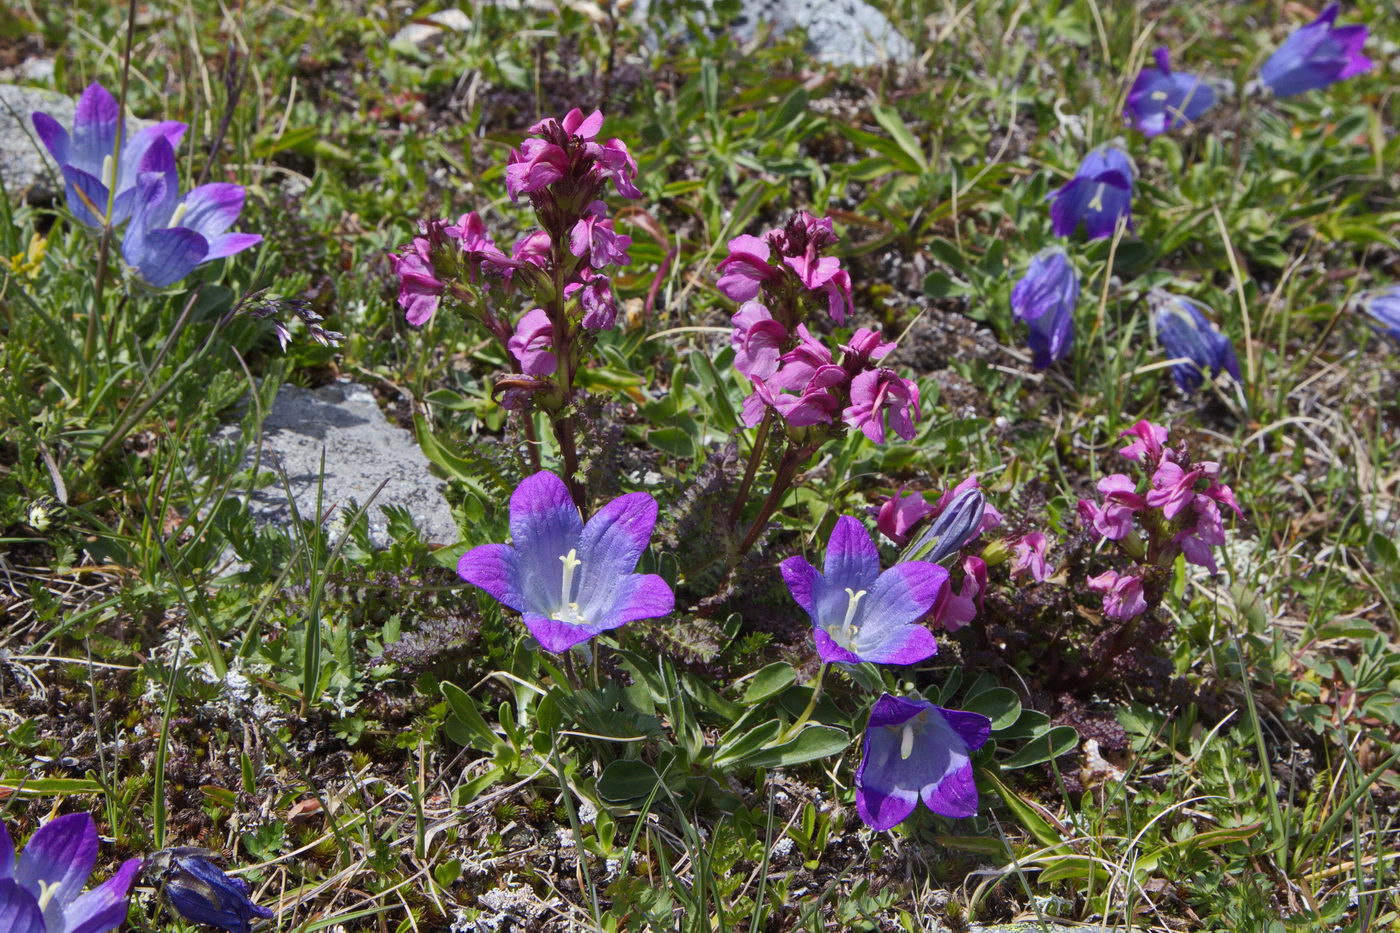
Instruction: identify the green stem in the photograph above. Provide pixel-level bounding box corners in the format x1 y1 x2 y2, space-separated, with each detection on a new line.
729 410 772 526
779 663 827 742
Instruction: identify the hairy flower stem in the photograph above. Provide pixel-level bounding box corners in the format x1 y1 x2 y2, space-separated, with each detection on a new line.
729 410 773 526
778 663 827 742
735 442 815 558
547 243 587 512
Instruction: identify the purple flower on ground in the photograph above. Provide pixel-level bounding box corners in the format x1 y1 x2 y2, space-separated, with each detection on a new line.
843 369 920 444
855 694 991 830
780 516 946 665
1260 3 1371 99
1124 48 1217 136
0 813 142 933
457 471 674 653
731 301 787 381
31 82 187 229
1011 247 1078 369
1361 287 1400 342
120 138 261 287
1049 144 1135 240
1152 292 1241 393
508 309 557 376
158 851 273 933
1087 569 1148 621
1009 532 1052 582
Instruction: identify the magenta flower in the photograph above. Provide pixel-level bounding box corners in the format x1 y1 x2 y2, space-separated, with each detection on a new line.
564 269 617 330
508 309 557 376
781 516 946 665
1173 495 1228 572
1119 420 1169 462
855 694 990 830
932 555 986 632
457 471 674 652
1124 48 1217 136
505 138 570 200
843 369 920 444
31 82 187 229
784 253 853 324
529 107 603 140
1087 569 1147 621
445 211 511 278
390 237 446 326
771 366 847 426
1260 3 1371 98
569 207 632 269
1081 474 1149 541
1009 532 1052 582
513 230 552 268
1145 460 1207 520
877 489 935 546
716 234 782 303
840 328 895 370
0 813 143 933
731 301 787 381
589 138 642 199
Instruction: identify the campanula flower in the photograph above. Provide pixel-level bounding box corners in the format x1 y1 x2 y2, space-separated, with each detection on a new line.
121 138 261 288
1049 144 1134 240
905 486 987 564
0 813 142 933
780 516 946 665
855 694 991 830
731 301 787 380
1124 48 1217 136
1087 569 1147 621
1119 420 1169 463
508 309 556 376
843 369 920 444
1009 532 1052 582
1361 287 1400 341
1259 3 1371 98
1080 474 1149 541
1011 247 1078 369
1152 292 1241 393
877 489 935 546
932 556 986 632
31 82 187 228
152 849 273 933
457 471 674 653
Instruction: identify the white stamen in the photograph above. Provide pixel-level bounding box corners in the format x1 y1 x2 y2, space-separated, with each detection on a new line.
170 200 191 227
38 879 60 911
101 153 115 189
839 588 867 640
1150 90 1169 101
900 723 915 760
558 549 585 624
1087 183 1106 212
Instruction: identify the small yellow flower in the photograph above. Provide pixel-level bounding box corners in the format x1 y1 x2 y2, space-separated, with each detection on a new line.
3 233 47 279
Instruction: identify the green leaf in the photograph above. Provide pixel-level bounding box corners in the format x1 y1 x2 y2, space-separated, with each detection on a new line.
0 777 105 796
741 725 849 769
962 687 1022 731
869 104 928 173
985 770 1064 849
598 759 660 803
441 682 502 753
1000 725 1079 768
741 662 796 706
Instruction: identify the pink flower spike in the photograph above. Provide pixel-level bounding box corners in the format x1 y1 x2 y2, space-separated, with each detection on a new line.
1119 420 1169 462
877 489 936 545
716 234 779 302
508 308 557 376
1009 532 1052 583
1093 473 1149 540
731 301 787 381
1146 460 1203 520
1087 569 1147 621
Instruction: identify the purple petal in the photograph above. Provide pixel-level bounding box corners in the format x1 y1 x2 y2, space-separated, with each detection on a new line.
63 857 142 933
854 623 938 665
522 612 596 653
779 555 820 614
856 779 919 831
938 706 992 753
31 111 69 164
0 822 12 878
129 226 209 288
590 573 674 632
0 881 45 933
114 121 187 196
508 472 583 615
204 232 262 261
921 760 979 818
862 561 947 627
15 812 97 911
866 693 927 730
821 516 880 592
577 491 658 592
812 627 863 664
176 183 247 239
70 83 122 177
457 543 524 612
58 165 111 228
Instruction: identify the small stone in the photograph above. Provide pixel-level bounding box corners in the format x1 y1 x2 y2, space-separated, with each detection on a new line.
392 8 472 49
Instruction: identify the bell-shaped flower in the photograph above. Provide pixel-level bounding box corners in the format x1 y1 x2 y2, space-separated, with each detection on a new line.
508 309 556 376
731 301 787 380
1049 144 1134 240
1152 292 1241 393
1361 286 1400 342
780 516 946 665
0 813 142 933
157 851 273 933
457 471 674 652
1124 48 1217 136
1259 3 1371 98
1087 569 1147 621
31 82 187 228
905 486 986 564
843 369 920 444
120 138 261 288
855 694 991 830
1011 247 1078 369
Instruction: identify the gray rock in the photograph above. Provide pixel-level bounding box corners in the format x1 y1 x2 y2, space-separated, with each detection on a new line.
224 380 460 549
0 83 69 201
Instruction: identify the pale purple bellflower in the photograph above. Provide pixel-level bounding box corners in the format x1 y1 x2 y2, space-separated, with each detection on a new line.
1011 247 1078 369
457 471 675 653
1124 48 1217 136
154 849 273 933
1152 291 1241 393
31 82 187 228
1260 3 1372 98
855 694 991 830
1049 144 1134 240
0 812 142 933
1361 286 1400 342
780 516 946 665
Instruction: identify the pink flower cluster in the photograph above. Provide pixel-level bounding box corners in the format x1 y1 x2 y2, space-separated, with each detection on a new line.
721 213 919 444
1077 420 1242 620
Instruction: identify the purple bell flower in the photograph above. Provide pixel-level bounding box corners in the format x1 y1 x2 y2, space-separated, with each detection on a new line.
1361 286 1400 342
1260 3 1372 99
155 850 273 933
457 471 675 653
1124 48 1217 136
1010 247 1078 369
30 82 187 229
1049 144 1134 240
1152 291 1242 393
0 813 142 933
780 516 947 665
855 694 991 830
120 137 261 287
